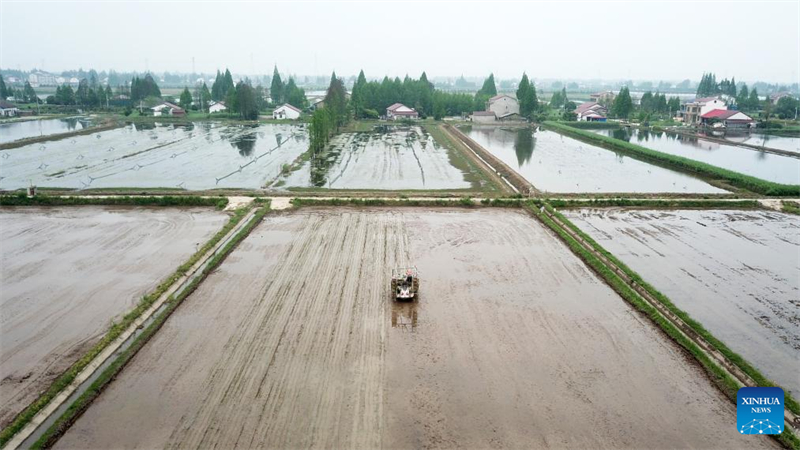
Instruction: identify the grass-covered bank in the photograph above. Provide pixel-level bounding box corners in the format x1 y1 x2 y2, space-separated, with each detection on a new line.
0 202 255 447
28 202 271 449
547 198 760 209
544 121 800 196
559 121 619 129
0 194 228 209
424 123 504 193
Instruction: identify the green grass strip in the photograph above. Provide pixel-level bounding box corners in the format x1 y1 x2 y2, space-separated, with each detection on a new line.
781 201 800 216
29 202 271 449
531 200 800 416
0 203 251 447
0 194 228 209
544 121 800 196
526 202 799 449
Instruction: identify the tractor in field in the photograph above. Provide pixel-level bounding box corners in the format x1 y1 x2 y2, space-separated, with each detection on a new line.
391 267 419 301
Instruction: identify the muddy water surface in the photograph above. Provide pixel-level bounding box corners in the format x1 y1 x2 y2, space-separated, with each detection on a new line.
594 128 800 184
0 206 228 427
565 208 800 396
0 122 307 190
280 126 472 190
461 126 725 193
0 117 88 144
55 208 770 449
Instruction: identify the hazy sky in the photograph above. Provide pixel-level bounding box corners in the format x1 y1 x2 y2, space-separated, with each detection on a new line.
1 1 798 83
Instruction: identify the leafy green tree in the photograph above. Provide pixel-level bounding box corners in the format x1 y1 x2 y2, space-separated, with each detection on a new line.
667 96 681 116
774 96 799 119
22 82 38 103
747 88 760 112
325 72 348 131
270 65 284 105
198 83 211 111
611 86 633 118
179 87 193 110
284 78 307 109
0 74 7 99
211 70 223 101
516 73 531 115
234 82 259 120
736 83 749 109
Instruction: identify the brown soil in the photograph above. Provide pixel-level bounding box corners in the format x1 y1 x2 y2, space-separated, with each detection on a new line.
54 208 776 449
0 206 228 428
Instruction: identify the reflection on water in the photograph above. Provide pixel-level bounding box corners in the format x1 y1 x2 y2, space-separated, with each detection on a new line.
460 125 724 194
594 128 800 184
514 128 535 166
721 133 800 154
0 118 89 144
391 302 419 331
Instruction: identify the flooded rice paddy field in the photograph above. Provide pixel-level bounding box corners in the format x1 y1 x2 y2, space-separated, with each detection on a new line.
0 117 89 144
722 132 800 154
279 125 474 190
0 122 307 190
460 126 725 194
0 206 227 428
564 208 800 396
593 128 800 185
55 208 765 449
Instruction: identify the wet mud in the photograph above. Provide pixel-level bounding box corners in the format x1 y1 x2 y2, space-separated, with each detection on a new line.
565 208 800 396
55 208 774 449
0 206 228 427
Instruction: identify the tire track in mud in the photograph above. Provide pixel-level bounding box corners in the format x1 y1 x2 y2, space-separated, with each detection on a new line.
162 210 395 449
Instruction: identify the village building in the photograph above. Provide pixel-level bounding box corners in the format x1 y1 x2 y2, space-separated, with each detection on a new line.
574 101 608 121
487 94 520 119
273 103 302 120
27 72 57 88
208 101 227 113
680 96 727 125
700 109 754 131
151 102 185 117
471 111 497 123
0 100 19 117
386 103 419 120
770 92 793 104
590 91 616 105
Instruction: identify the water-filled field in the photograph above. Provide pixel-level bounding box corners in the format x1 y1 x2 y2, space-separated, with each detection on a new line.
0 117 89 144
279 125 473 190
460 126 725 194
0 122 307 190
565 208 800 395
722 132 800 154
593 128 800 184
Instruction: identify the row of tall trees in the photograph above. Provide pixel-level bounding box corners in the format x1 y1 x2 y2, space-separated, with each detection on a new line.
211 69 234 101
696 72 738 98
515 73 538 118
350 71 436 119
268 66 307 109
309 73 350 154
130 74 161 103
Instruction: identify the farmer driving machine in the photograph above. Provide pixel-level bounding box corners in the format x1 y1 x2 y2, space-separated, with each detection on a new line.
391 266 419 301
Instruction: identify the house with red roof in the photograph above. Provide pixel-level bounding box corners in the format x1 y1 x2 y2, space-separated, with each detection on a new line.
386 103 419 120
574 101 608 122
700 109 754 130
680 96 727 125
151 101 185 117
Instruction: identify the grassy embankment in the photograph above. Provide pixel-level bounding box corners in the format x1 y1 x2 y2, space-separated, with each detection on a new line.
546 121 800 196
0 197 256 447
781 200 800 215
527 201 799 448
0 193 228 208
27 201 271 450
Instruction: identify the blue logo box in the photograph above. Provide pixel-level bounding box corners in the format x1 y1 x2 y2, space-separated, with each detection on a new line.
737 387 784 435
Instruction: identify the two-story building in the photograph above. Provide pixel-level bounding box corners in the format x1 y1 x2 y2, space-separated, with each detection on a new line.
487 94 520 120
680 96 727 126
386 103 419 120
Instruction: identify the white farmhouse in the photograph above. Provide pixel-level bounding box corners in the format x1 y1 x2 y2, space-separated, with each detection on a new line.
209 101 227 113
273 103 302 120
680 96 727 125
386 103 419 120
0 100 19 117
487 94 520 119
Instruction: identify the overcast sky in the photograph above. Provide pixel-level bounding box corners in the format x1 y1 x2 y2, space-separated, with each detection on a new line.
1 1 798 83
